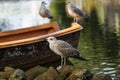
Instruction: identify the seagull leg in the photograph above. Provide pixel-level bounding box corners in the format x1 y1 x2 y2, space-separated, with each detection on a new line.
64 57 66 65
76 17 78 23
61 56 64 67
75 17 76 23
73 18 75 23
57 56 64 70
75 17 78 23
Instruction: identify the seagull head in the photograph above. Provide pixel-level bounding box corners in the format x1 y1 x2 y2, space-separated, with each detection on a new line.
46 36 57 43
41 1 47 5
66 1 71 5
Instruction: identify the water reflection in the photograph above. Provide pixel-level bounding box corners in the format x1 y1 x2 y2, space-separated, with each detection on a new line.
63 0 119 79
50 0 72 29
0 0 51 31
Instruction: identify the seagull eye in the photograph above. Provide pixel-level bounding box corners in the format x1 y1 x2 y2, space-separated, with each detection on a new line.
50 38 53 40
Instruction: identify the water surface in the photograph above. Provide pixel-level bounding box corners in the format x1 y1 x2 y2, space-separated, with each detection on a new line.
0 0 51 31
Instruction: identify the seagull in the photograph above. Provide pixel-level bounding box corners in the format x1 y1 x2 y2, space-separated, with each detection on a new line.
66 1 89 23
39 1 53 19
46 36 88 68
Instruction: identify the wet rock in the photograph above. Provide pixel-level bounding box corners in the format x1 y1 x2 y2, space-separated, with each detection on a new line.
9 68 26 80
102 75 112 80
0 71 15 79
0 71 10 79
0 65 103 80
56 65 75 80
35 67 58 80
0 79 6 80
4 66 15 72
115 71 120 80
25 65 47 80
0 67 15 79
92 74 112 80
66 68 93 80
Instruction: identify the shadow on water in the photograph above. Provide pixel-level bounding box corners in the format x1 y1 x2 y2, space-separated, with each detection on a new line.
89 7 104 53
78 7 105 57
104 31 120 57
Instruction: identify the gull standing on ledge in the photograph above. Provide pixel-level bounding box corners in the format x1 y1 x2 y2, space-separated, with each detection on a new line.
66 1 89 23
39 1 53 19
46 36 88 69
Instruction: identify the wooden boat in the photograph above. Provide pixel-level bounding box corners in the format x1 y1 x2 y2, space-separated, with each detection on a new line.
0 21 83 70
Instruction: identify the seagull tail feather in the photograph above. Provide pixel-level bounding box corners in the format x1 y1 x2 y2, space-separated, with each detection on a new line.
73 56 88 61
48 16 53 19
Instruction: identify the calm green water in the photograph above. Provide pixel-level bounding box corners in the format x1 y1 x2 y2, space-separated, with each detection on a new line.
51 0 120 79
0 0 120 79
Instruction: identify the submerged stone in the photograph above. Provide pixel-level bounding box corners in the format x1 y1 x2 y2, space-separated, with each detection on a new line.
92 74 112 80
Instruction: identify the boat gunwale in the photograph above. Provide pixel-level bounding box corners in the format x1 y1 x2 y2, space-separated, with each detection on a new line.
0 21 60 37
0 23 83 48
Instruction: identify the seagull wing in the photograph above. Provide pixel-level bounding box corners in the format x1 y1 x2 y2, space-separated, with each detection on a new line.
45 9 51 16
72 5 86 17
56 40 88 61
45 8 53 18
56 40 79 57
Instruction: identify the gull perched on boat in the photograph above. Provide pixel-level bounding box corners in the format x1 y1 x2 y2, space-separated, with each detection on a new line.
46 36 88 69
39 1 53 19
66 1 89 23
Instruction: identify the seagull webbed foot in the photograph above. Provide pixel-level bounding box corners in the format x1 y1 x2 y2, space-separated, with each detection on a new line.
56 65 63 70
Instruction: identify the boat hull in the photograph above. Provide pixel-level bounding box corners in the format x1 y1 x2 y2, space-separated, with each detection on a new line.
0 30 81 70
